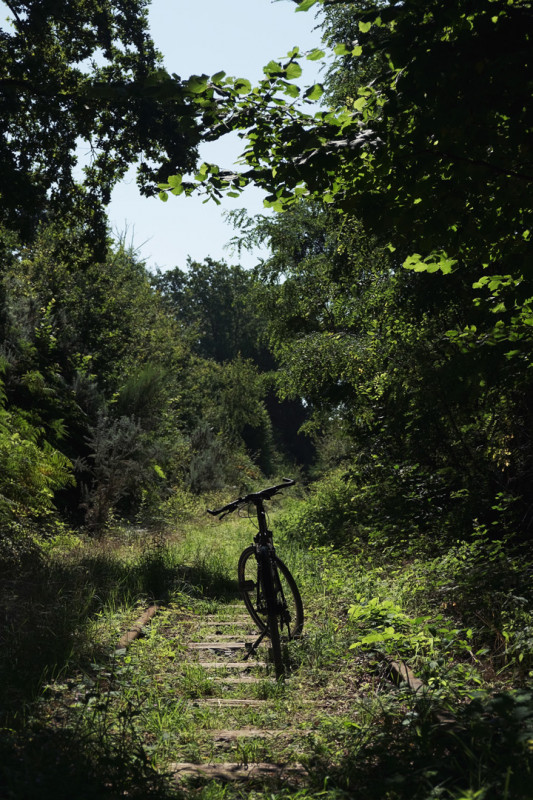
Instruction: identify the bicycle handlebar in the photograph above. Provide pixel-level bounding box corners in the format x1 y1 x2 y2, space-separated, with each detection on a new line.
207 478 295 518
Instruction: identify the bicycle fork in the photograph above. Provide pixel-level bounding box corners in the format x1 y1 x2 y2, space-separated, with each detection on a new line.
243 546 278 661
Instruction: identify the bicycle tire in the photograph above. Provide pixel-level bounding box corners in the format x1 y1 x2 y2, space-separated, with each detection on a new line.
257 546 284 678
238 546 304 640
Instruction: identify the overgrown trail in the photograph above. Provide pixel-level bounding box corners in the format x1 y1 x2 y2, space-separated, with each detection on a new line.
164 603 310 787
118 514 372 795
5 509 531 800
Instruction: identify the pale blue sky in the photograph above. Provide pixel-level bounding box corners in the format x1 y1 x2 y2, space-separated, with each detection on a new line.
109 0 324 271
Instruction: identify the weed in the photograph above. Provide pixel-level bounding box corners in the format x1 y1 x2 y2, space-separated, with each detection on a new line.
255 678 286 701
2 497 532 800
179 665 216 698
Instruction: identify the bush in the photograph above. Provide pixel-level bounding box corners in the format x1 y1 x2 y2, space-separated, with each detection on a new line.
277 468 359 547
0 375 73 523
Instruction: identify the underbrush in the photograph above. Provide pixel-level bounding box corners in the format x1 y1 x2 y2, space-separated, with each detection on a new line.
1 485 531 800
0 524 186 718
278 472 533 681
275 479 533 799
0 507 239 798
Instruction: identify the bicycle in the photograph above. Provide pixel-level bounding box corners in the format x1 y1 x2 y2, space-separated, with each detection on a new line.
207 478 304 678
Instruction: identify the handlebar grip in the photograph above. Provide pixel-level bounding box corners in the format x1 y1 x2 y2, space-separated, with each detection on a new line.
207 479 296 518
206 498 242 516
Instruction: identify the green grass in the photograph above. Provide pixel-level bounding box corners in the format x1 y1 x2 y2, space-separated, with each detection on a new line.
0 502 531 800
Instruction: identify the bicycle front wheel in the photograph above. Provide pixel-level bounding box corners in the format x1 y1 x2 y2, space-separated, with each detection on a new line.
259 547 284 679
238 546 304 640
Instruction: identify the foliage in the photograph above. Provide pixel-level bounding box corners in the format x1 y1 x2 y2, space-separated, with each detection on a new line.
154 257 312 479
0 368 73 522
277 469 358 547
0 219 197 526
228 0 533 539
153 257 267 365
0 0 202 248
280 481 533 678
169 1 533 305
158 1 533 538
239 198 527 541
80 412 158 531
187 420 235 494
0 0 531 795
2 506 531 800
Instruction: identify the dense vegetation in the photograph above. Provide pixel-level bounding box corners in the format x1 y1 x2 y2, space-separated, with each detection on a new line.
0 1 532 798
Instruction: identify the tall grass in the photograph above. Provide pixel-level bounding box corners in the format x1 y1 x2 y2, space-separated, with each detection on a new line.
3 495 531 800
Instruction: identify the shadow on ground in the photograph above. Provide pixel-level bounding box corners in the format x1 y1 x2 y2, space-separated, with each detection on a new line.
0 723 177 800
308 689 533 800
0 543 239 721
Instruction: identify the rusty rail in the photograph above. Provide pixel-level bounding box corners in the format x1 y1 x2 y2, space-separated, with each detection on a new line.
117 604 158 649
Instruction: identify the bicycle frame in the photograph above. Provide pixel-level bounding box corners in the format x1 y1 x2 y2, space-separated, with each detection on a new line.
243 497 280 654
207 478 303 676
252 495 273 547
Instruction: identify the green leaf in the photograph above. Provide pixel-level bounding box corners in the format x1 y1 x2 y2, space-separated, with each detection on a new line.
403 253 423 270
158 191 168 202
473 276 490 289
334 43 350 56
285 62 303 80
296 0 319 11
185 74 209 94
306 48 325 61
304 83 324 101
211 70 226 83
264 60 283 77
403 252 457 274
437 257 458 274
359 629 398 644
283 82 300 98
359 20 372 33
195 163 209 180
234 78 251 94
352 96 367 111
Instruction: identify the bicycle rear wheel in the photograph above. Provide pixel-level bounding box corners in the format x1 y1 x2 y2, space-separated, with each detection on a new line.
238 546 304 640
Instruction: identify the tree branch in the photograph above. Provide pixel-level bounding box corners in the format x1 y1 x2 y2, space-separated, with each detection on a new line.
423 148 533 184
3 1 22 25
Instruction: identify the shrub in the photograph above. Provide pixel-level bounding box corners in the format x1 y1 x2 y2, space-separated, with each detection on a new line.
0 375 73 522
277 468 359 547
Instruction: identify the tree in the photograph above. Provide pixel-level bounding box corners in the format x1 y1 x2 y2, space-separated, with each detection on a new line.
154 256 316 472
153 258 267 365
0 367 73 524
158 0 533 537
0 0 202 246
161 0 533 343
0 217 197 525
